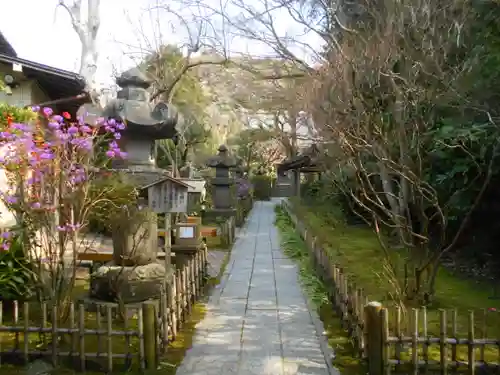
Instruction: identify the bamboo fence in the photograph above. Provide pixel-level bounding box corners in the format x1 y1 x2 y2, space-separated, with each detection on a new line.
0 245 208 372
281 200 500 375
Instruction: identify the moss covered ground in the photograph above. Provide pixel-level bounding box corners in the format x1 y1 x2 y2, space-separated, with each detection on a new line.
287 199 500 371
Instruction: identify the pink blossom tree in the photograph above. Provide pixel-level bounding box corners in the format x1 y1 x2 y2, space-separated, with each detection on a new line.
0 107 127 318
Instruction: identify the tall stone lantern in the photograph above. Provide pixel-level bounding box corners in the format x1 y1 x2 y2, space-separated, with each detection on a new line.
88 67 183 303
206 145 237 217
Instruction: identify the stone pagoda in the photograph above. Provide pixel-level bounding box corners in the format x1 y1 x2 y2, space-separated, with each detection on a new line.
206 145 237 217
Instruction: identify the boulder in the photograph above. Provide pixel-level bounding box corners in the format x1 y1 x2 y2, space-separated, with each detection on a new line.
90 261 173 303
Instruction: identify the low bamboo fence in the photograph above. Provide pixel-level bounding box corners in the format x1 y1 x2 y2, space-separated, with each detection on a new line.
281 200 500 375
0 245 208 372
236 196 253 227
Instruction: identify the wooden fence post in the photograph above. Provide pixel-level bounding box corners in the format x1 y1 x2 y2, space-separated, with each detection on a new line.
142 302 158 370
229 216 235 244
160 289 168 354
168 276 177 340
176 269 182 327
364 301 383 375
222 221 229 247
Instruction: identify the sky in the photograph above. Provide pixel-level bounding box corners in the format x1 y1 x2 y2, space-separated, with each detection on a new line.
0 0 323 88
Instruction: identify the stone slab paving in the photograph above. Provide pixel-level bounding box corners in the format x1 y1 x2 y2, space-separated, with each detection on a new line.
175 200 338 375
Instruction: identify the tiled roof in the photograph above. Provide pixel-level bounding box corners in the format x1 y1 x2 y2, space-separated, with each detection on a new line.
0 31 17 57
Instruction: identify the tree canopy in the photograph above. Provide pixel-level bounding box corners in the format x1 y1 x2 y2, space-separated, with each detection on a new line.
142 45 215 172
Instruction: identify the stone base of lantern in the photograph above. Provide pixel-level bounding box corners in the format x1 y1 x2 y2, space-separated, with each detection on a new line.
89 261 173 303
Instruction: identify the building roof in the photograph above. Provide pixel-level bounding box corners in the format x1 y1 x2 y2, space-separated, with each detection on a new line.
141 175 191 190
0 31 86 109
179 178 206 193
278 144 322 172
0 32 17 57
0 53 86 102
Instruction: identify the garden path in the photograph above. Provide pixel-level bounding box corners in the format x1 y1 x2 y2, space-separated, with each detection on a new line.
175 199 338 375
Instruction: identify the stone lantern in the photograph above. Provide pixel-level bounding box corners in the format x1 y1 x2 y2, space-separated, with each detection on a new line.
87 67 185 303
206 145 237 217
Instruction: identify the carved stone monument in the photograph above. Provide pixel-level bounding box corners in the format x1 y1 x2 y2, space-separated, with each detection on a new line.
90 67 180 303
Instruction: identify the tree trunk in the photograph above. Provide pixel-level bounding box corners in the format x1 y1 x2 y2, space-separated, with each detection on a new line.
288 109 298 156
60 0 101 101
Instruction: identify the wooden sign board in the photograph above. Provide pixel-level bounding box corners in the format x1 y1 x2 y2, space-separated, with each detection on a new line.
161 181 169 212
147 184 160 213
146 180 188 213
144 177 189 214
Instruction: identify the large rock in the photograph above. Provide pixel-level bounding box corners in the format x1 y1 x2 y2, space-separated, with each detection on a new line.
90 261 173 303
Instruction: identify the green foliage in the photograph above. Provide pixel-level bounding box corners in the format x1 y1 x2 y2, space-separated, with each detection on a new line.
0 103 36 129
0 235 32 301
423 119 500 222
87 173 138 234
228 127 277 170
291 198 500 364
460 1 500 110
274 206 328 307
236 196 253 227
308 0 500 266
250 174 273 200
145 45 208 111
275 204 366 374
144 45 215 169
300 178 362 226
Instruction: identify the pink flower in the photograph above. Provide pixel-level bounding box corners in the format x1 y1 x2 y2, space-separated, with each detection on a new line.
52 115 63 123
80 125 92 133
5 195 17 204
48 122 60 130
67 126 79 135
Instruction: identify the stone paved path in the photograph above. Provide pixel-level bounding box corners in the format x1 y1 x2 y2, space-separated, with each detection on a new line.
175 200 338 375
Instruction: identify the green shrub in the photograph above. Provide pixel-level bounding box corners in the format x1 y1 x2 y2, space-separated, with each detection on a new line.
0 235 32 301
251 175 272 200
87 173 138 235
300 177 364 226
0 103 37 129
236 196 253 226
